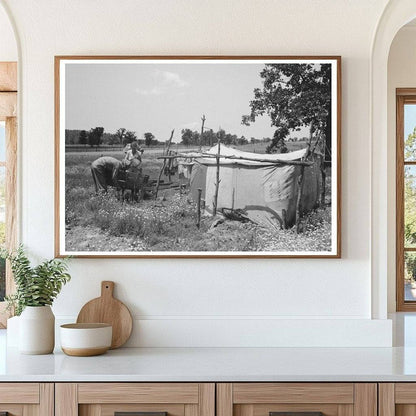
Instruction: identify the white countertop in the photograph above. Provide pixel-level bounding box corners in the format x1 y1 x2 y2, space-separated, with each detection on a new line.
1 328 416 382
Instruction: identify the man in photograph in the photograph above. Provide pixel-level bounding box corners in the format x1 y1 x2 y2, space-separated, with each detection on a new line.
91 156 125 193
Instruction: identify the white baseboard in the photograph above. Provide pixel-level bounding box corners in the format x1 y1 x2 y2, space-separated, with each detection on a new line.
56 317 392 347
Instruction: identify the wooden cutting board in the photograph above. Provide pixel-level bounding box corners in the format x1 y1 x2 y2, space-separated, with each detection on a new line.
76 281 133 349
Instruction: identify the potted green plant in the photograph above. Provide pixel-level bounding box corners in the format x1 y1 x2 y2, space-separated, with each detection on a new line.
2 246 71 354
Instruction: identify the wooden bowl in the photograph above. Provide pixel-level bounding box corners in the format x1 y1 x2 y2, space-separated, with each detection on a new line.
60 323 112 356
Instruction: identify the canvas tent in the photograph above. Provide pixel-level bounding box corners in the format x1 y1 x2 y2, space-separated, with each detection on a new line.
189 144 321 229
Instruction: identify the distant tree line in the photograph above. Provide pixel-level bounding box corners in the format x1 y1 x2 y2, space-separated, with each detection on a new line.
65 127 162 148
180 128 272 147
66 126 305 150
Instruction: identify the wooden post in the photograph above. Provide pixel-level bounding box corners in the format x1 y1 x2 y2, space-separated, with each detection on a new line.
167 150 172 183
155 129 174 199
282 209 287 229
213 139 221 216
310 132 326 206
295 167 305 233
295 122 313 233
197 188 202 228
320 155 326 205
199 114 205 152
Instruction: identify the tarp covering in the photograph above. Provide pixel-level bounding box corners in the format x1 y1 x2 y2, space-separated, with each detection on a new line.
180 145 308 165
189 145 320 229
200 144 308 166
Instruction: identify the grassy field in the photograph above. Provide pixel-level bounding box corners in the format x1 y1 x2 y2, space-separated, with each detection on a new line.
64 146 332 253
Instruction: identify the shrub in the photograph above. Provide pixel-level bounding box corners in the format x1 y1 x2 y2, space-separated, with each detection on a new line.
1 246 71 316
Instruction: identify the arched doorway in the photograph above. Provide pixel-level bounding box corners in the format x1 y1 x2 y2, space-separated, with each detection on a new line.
371 0 416 319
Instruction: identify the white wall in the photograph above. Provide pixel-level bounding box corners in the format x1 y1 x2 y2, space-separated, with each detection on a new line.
0 3 17 61
0 0 393 346
387 25 416 312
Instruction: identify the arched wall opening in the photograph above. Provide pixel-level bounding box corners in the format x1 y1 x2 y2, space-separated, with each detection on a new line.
387 19 416 313
371 0 416 320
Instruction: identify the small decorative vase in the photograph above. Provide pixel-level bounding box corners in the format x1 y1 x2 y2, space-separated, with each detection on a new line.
19 306 55 354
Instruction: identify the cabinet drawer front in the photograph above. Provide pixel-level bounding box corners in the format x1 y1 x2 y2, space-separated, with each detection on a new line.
0 383 39 404
235 403 340 416
78 383 200 404
218 383 376 416
0 404 24 416
233 384 354 404
395 384 416 404
80 403 186 416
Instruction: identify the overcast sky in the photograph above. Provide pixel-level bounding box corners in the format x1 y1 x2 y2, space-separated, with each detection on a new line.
406 104 416 140
65 62 281 143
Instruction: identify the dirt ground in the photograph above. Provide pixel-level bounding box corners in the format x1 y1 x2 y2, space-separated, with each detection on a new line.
66 225 147 252
64 148 332 254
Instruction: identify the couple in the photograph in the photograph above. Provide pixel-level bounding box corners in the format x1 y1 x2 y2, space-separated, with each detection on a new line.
91 141 144 194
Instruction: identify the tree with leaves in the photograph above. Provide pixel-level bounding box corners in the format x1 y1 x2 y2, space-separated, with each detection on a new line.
124 130 137 145
102 133 120 145
237 135 248 146
405 126 416 161
216 129 226 144
144 132 155 147
78 130 87 145
87 127 104 148
181 129 199 146
272 129 288 153
202 129 216 146
404 136 416 282
181 129 192 146
115 128 127 144
405 127 416 248
242 63 331 157
405 166 416 245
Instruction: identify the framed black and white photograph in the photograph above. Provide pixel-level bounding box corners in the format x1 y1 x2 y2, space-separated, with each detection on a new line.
55 56 341 258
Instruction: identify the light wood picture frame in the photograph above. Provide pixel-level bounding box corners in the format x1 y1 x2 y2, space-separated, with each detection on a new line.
55 56 341 258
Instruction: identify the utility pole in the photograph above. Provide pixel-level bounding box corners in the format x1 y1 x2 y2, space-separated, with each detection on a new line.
199 114 206 152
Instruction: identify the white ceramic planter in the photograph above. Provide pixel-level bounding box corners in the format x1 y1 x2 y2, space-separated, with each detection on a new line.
19 306 55 354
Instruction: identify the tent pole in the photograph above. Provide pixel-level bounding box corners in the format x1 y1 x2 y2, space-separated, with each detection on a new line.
320 154 326 205
213 139 221 216
196 188 202 228
199 114 205 152
295 122 313 232
295 167 305 233
155 129 174 199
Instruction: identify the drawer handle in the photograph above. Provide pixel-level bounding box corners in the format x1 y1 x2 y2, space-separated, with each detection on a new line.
270 413 324 416
115 413 167 416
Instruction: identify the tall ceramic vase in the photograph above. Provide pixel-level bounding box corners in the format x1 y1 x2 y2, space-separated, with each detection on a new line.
19 306 55 354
